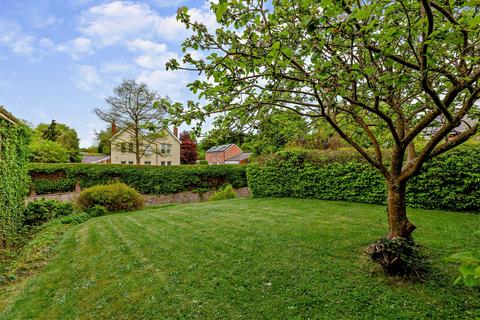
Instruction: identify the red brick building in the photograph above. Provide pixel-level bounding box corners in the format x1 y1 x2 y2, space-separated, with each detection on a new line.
206 144 251 165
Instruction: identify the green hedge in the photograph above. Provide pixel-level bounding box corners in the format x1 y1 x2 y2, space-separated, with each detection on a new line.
28 164 247 195
0 118 31 247
247 144 480 211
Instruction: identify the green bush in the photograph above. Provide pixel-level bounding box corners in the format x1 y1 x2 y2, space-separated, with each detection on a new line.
76 183 144 212
24 199 74 226
28 164 247 195
247 144 480 211
199 160 209 165
210 185 237 201
85 205 109 217
60 212 90 225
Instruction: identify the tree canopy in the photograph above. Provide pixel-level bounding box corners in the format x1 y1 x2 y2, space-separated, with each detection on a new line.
168 0 480 241
32 121 81 163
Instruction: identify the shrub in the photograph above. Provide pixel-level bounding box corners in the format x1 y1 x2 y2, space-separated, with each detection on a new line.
85 205 109 217
199 160 209 165
24 199 74 226
60 213 90 225
446 230 480 287
77 183 144 212
210 185 237 201
28 164 247 195
247 144 480 211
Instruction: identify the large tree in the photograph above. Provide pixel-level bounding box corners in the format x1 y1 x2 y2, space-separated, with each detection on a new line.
95 80 168 165
34 121 81 163
168 1 480 241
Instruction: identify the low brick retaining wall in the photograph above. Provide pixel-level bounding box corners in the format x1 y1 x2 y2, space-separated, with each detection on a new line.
27 187 252 206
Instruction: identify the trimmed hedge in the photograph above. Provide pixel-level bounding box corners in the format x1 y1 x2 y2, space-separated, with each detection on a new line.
28 164 247 195
247 144 480 211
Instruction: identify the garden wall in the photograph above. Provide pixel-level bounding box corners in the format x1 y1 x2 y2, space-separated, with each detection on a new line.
247 144 480 211
0 116 31 246
29 164 248 195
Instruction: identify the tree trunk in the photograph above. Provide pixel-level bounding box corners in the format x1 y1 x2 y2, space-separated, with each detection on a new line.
134 128 141 165
386 180 415 239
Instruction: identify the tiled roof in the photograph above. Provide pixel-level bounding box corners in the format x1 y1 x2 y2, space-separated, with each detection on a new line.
206 144 234 153
82 155 111 163
226 152 251 161
0 106 19 124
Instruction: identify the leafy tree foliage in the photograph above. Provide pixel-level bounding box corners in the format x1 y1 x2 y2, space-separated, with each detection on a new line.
35 121 81 162
95 80 169 164
41 120 60 142
95 128 112 155
29 136 69 163
168 1 480 241
180 131 198 164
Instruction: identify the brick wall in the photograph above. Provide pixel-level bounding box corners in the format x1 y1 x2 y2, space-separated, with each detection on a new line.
224 145 242 161
27 187 252 206
206 151 225 164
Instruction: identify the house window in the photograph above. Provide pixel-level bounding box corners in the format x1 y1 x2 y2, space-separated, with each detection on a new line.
144 145 155 156
121 161 126 164
160 143 172 154
145 161 151 165
161 161 165 166
167 161 171 166
128 161 134 165
120 142 134 153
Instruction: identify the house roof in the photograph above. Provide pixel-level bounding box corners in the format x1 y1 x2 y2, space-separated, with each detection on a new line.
0 106 19 124
82 155 111 164
206 144 235 153
111 125 181 144
226 152 252 162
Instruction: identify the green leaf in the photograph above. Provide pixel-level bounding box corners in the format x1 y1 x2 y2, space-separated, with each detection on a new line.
216 2 228 23
469 15 480 28
281 47 293 58
363 67 375 75
463 0 480 6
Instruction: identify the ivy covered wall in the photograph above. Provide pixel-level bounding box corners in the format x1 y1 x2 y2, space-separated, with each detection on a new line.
0 114 31 247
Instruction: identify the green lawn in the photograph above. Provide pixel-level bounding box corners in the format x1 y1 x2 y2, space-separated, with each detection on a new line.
1 198 479 319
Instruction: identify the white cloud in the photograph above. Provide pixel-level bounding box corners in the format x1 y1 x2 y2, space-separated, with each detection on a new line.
137 69 190 100
0 20 36 58
57 37 94 59
128 39 177 70
79 1 160 46
76 64 103 92
78 1 217 45
101 62 135 74
128 39 168 53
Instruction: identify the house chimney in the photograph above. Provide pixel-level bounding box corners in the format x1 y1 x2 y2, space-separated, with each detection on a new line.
111 121 118 135
173 126 178 138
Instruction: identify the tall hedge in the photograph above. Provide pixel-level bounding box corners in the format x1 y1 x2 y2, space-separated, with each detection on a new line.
0 119 31 246
247 144 480 211
28 164 247 195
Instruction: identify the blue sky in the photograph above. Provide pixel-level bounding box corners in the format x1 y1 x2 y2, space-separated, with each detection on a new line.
0 0 214 147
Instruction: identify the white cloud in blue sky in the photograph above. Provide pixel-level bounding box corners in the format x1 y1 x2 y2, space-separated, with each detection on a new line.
0 0 213 147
